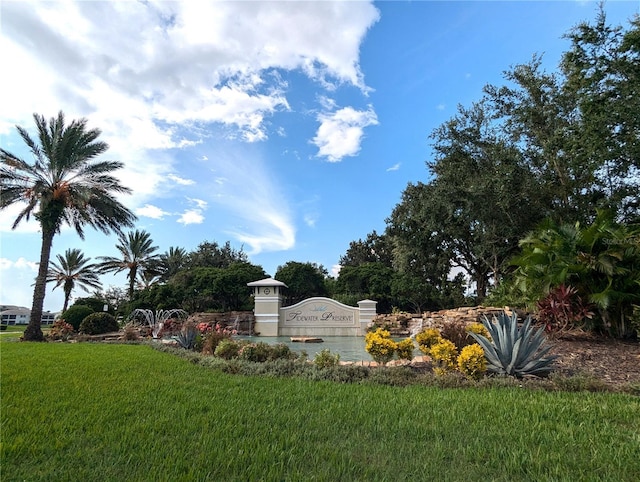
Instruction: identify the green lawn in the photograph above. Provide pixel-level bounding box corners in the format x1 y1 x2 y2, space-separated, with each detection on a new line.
1 341 639 481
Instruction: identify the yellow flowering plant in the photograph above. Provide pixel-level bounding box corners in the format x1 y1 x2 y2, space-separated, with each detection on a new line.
466 322 490 340
429 338 458 373
457 343 487 379
395 338 415 361
365 328 397 365
415 328 442 355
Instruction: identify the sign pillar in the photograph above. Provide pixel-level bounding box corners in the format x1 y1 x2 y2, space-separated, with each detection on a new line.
358 299 378 335
247 278 287 336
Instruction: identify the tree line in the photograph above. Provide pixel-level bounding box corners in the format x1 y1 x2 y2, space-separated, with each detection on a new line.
2 9 638 340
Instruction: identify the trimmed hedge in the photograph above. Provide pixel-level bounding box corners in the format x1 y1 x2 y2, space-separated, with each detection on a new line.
79 312 119 335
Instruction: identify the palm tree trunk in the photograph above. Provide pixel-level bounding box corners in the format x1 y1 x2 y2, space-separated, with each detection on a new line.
23 228 55 341
62 289 71 313
128 267 137 300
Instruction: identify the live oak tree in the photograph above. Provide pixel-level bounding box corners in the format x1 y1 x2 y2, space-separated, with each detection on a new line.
339 230 394 268
388 101 544 300
275 261 329 306
0 112 135 341
386 10 639 305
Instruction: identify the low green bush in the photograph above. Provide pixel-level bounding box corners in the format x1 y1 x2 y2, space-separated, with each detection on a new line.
61 305 94 331
239 342 272 362
79 312 119 335
214 339 241 360
313 349 341 368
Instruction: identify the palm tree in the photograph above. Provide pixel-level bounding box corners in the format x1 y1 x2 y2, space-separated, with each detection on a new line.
47 248 102 312
158 246 188 282
98 229 160 299
0 112 136 341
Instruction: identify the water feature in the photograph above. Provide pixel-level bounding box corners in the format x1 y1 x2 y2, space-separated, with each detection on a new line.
130 309 188 339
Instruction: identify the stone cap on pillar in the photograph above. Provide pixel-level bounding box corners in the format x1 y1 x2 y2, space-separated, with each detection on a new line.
247 277 288 297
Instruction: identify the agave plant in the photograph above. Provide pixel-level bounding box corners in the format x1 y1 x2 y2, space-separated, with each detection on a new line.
174 322 199 350
469 311 558 378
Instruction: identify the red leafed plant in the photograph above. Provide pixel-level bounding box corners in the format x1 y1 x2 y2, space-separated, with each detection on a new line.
536 284 594 335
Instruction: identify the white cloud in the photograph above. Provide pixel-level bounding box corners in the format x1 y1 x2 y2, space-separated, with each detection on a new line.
1 0 379 208
177 209 205 225
1 257 38 272
386 163 401 172
176 198 208 225
135 204 170 220
312 105 378 162
187 198 208 210
331 264 342 278
436 104 446 110
0 204 40 234
304 213 318 228
0 257 55 310
167 174 195 186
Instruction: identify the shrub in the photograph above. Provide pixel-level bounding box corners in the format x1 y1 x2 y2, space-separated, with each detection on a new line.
456 343 486 379
239 342 272 362
415 328 442 355
367 366 418 387
79 312 119 335
201 323 234 354
395 338 415 361
466 322 490 339
365 328 397 365
214 339 241 360
46 320 75 341
429 338 458 373
121 324 140 341
536 284 594 335
61 305 94 331
469 311 558 378
267 343 295 361
313 349 341 369
440 320 476 351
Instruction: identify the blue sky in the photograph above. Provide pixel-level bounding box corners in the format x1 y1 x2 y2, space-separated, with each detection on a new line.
1 0 639 312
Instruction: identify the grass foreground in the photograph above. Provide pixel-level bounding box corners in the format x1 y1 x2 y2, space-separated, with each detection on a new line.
1 341 639 481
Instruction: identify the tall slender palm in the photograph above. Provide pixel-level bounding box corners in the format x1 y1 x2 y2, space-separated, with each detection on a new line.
0 112 136 341
46 248 102 312
98 229 160 299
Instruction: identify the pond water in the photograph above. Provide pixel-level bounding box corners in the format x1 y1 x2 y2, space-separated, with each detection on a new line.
235 336 421 362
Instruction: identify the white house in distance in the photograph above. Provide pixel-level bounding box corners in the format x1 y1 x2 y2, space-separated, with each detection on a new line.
0 305 57 325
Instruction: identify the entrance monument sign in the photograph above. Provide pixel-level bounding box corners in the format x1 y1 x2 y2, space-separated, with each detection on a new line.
247 277 376 336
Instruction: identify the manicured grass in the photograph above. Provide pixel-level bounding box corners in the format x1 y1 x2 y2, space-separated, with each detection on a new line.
2 342 639 481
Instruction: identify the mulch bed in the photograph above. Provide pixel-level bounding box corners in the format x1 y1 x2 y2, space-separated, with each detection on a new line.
549 332 640 387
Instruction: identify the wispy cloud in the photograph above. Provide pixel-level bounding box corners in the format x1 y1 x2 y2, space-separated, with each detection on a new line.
167 174 195 186
207 148 296 254
304 213 318 228
312 105 378 162
386 163 401 172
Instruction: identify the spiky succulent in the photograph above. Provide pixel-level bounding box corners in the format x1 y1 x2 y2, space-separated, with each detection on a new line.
174 322 198 350
468 311 558 378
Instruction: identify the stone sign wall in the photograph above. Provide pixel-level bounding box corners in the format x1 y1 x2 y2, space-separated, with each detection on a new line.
280 297 361 336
